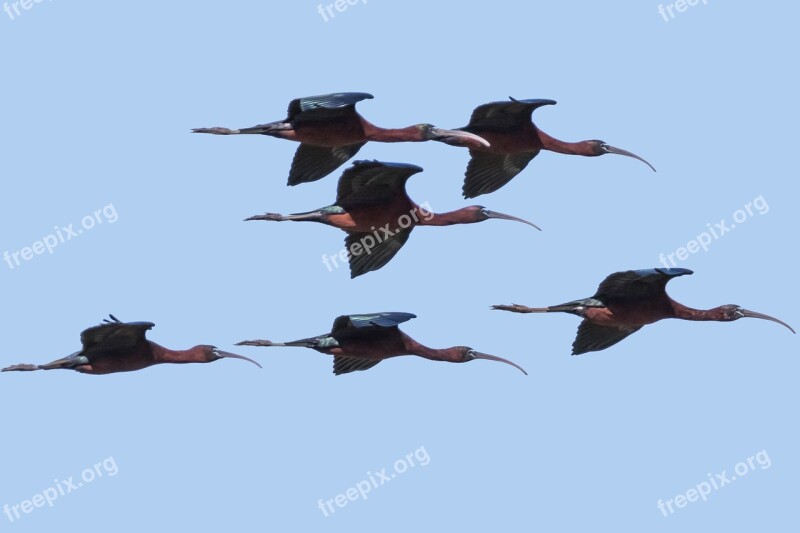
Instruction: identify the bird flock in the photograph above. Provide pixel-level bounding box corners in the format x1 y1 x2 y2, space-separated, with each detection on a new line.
3 93 793 376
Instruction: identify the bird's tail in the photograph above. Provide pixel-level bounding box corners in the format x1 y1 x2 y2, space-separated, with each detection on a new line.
244 210 323 222
191 121 292 136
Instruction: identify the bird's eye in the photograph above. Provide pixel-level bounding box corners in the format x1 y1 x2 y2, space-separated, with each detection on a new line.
466 349 476 360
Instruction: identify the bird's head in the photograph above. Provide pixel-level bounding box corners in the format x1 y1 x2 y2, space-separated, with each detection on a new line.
447 346 527 375
583 140 656 172
199 345 263 367
414 124 490 149
462 206 541 230
715 305 795 333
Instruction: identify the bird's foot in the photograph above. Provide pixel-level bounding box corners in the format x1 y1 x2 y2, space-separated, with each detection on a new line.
235 340 277 347
492 304 537 313
2 364 41 372
191 127 240 135
244 213 285 222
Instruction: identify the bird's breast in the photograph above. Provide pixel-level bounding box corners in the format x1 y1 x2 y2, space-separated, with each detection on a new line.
293 118 366 146
583 306 666 327
326 202 417 233
468 128 541 154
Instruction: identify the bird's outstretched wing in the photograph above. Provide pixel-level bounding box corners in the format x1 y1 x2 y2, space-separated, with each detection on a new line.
464 98 556 132
345 228 413 278
331 312 417 333
572 321 642 355
287 142 367 185
593 268 694 304
462 150 538 198
335 160 424 209
286 92 374 122
332 356 382 375
80 315 155 357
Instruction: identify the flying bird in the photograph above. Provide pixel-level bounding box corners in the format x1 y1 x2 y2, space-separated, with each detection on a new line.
2 315 261 375
192 92 489 185
492 268 794 355
237 312 526 375
246 160 539 278
458 97 655 198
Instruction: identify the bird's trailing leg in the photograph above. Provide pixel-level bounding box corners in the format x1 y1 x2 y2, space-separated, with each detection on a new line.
191 121 293 136
236 340 284 347
2 352 88 373
491 304 549 314
244 211 324 222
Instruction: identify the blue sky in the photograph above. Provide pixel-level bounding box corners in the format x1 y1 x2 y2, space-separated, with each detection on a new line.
1 1 797 531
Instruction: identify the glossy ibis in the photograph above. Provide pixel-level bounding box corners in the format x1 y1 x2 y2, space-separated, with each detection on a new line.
458 97 656 198
246 160 540 278
192 92 489 185
2 315 261 375
237 312 527 375
492 268 794 355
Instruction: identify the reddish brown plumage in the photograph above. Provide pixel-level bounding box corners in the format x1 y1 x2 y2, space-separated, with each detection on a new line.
459 97 655 198
192 92 489 185
493 268 794 355
246 161 539 277
236 312 527 375
1 315 261 375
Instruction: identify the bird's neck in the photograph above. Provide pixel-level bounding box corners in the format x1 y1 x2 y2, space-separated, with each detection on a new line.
401 334 452 362
361 120 422 142
670 301 725 322
151 343 205 364
417 208 473 227
537 130 589 155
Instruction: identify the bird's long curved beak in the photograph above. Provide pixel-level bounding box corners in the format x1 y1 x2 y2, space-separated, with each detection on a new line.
472 352 528 375
740 310 796 334
216 350 263 368
484 210 542 231
602 144 656 172
430 127 490 149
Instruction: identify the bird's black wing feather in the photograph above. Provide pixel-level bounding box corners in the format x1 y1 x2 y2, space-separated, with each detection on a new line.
286 92 374 121
287 142 367 185
331 312 417 333
333 356 381 375
345 228 413 278
464 98 556 131
80 316 154 356
594 268 694 304
572 321 642 355
335 160 424 208
462 150 538 198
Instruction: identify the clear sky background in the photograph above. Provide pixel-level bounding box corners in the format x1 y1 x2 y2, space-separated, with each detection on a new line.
1 1 797 531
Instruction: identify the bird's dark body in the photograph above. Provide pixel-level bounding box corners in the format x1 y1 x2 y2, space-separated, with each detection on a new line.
237 312 527 375
193 93 488 185
458 97 654 198
246 160 538 277
493 268 794 355
2 315 261 375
